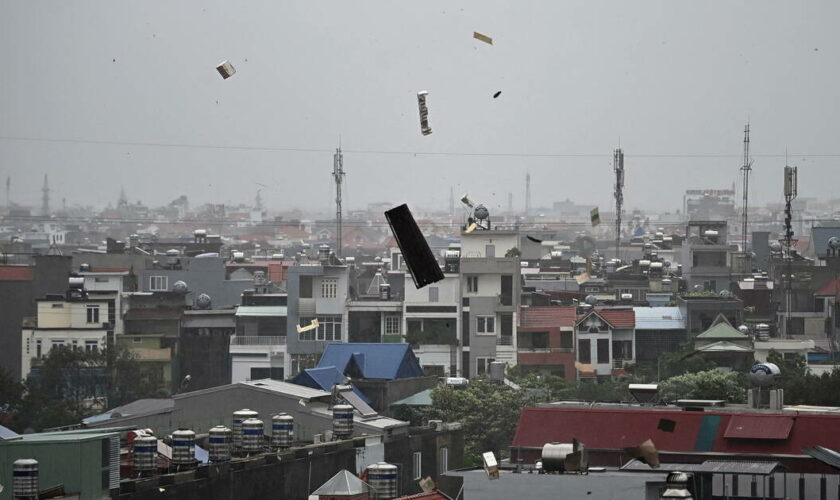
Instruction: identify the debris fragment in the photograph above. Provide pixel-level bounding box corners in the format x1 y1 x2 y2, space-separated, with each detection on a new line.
473 31 493 45
465 223 478 234
624 439 660 468
385 204 444 288
493 91 502 98
526 235 542 243
417 91 432 136
590 207 601 226
216 60 236 79
296 318 319 333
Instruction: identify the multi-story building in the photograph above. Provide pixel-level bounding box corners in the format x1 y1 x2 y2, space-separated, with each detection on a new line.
459 230 521 377
138 254 253 308
679 220 736 292
230 290 288 382
285 252 350 377
517 306 577 379
574 308 636 379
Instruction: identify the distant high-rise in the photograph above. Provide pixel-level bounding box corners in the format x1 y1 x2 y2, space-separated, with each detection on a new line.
449 187 455 217
118 186 128 208
507 192 513 213
5 176 9 208
41 174 50 216
525 172 531 216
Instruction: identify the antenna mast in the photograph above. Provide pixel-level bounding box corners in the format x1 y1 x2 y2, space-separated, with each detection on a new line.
783 164 798 337
525 172 531 216
614 148 625 261
740 124 752 259
333 145 345 257
41 174 50 216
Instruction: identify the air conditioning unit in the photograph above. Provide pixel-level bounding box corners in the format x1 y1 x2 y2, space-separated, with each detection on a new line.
427 419 443 431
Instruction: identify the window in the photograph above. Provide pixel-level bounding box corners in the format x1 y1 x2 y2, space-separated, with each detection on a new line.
440 447 449 474
467 276 479 293
476 357 495 376
299 276 313 298
321 278 337 298
385 315 401 335
290 354 319 377
36 340 42 358
561 331 573 349
133 337 143 343
612 340 632 360
299 315 342 341
477 316 495 334
485 244 495 258
578 339 590 364
51 339 65 350
85 340 99 353
94 277 109 283
413 451 422 480
149 275 168 291
597 338 610 364
51 303 64 308
428 287 439 302
86 305 100 324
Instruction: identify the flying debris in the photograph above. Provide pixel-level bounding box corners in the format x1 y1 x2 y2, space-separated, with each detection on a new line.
473 31 493 45
590 207 601 227
624 439 660 468
526 235 543 243
493 91 502 98
465 223 478 234
417 91 432 136
296 318 320 333
216 60 236 79
385 204 444 288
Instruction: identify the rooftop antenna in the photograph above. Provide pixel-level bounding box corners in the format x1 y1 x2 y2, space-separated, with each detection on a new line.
525 172 531 216
614 147 625 261
783 161 798 338
333 141 345 258
41 174 50 216
740 124 753 261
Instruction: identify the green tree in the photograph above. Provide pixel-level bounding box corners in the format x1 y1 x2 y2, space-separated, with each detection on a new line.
0 367 25 429
426 380 529 460
657 345 717 380
659 369 747 403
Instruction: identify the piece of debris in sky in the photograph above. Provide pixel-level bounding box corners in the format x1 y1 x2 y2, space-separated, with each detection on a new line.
417 91 432 136
473 31 493 45
385 204 444 289
590 207 601 227
493 91 502 98
526 235 542 243
296 318 320 333
216 60 236 79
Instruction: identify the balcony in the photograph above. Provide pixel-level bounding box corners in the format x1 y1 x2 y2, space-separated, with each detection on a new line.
230 335 286 346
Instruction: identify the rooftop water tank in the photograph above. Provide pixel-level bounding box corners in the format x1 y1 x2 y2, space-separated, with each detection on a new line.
241 418 264 454
208 426 232 462
13 458 39 499
541 442 574 473
749 363 781 387
271 413 294 450
332 404 354 440
170 429 196 467
366 462 398 500
133 435 158 472
232 409 258 450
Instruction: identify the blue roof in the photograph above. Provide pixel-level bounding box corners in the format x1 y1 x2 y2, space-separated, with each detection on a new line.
290 366 372 404
317 342 425 380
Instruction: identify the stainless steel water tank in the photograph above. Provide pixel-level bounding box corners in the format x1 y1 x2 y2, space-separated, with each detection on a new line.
208 426 232 462
232 409 258 449
13 458 38 499
271 413 294 449
241 418 264 453
332 404 354 439
541 442 574 473
366 462 398 499
133 436 158 472
171 429 196 466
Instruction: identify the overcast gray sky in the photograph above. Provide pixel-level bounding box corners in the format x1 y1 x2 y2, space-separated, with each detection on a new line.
1 1 838 214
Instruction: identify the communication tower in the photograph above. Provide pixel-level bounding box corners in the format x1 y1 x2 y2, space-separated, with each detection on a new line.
614 148 625 261
333 145 345 257
740 124 753 257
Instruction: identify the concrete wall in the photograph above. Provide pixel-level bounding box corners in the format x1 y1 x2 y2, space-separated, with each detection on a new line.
138 257 252 308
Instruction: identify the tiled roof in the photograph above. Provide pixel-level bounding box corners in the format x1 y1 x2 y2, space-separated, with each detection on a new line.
0 265 34 281
815 278 840 298
578 309 635 329
520 306 577 329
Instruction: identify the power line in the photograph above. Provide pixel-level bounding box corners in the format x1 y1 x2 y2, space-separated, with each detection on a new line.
2 135 840 159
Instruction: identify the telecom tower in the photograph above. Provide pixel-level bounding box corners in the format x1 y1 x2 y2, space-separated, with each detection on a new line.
783 165 798 337
614 148 625 261
41 174 50 216
333 146 345 258
525 172 531 216
449 187 455 218
740 124 753 258
5 176 10 208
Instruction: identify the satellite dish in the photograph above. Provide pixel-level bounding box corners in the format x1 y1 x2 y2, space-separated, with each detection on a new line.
172 281 189 294
738 325 750 334
585 295 598 306
196 293 212 309
749 363 781 387
474 205 490 220
829 237 840 250
769 241 782 252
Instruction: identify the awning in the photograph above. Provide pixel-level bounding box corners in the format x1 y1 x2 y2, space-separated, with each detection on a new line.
235 306 287 317
724 415 793 440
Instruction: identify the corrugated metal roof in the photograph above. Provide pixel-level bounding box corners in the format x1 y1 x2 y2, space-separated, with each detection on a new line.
520 306 577 329
241 379 330 400
391 388 433 406
803 446 840 469
0 425 19 439
632 307 684 330
318 342 424 379
695 340 753 353
621 459 784 475
723 415 793 440
235 305 288 317
312 470 372 495
0 265 34 281
696 322 749 339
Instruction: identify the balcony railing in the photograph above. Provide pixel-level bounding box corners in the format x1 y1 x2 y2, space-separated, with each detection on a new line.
496 336 514 346
230 336 286 346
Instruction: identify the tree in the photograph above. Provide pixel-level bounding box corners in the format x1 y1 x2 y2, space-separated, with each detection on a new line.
0 367 25 429
656 345 717 380
659 369 747 403
426 380 529 461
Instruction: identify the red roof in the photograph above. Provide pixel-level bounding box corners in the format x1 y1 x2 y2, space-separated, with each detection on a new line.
815 278 840 299
577 309 635 329
512 407 840 457
396 492 448 500
0 266 34 281
520 306 577 329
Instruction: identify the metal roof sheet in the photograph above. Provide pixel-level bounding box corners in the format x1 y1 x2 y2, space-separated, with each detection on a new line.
695 341 753 353
312 470 372 495
235 305 288 317
723 415 793 440
803 446 840 469
621 459 784 475
632 307 685 330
